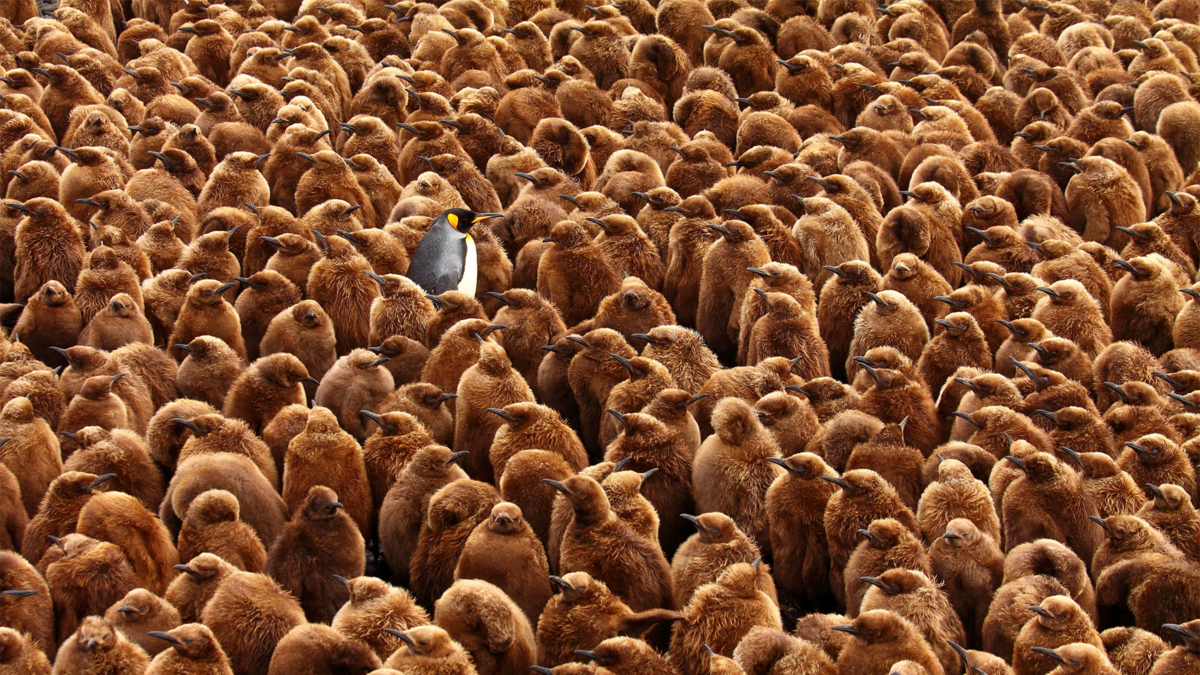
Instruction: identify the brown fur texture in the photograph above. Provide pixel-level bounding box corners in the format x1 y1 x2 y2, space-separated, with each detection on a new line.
282 407 371 533
669 561 781 675
552 474 673 612
433 578 537 675
177 489 266 572
201 570 306 675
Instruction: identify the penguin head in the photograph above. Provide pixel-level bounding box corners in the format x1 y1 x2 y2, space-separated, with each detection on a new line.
441 208 502 234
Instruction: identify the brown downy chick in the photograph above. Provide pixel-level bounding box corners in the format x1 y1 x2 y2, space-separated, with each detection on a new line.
693 398 781 555
1002 452 1103 565
259 300 338 393
754 390 818 455
845 420 925 512
331 576 429 661
454 502 551 623
881 254 952 333
671 512 764 609
536 570 682 667
929 518 1005 649
312 349 394 439
175 336 244 409
53 616 149 675
1111 256 1186 357
602 411 695 555
62 426 162 512
177 488 265 573
1090 513 1186 581
72 246 142 327
381 625 478 675
264 485 365 624
697 220 771 364
550 474 674 612
366 273 436 347
142 623 233 675
200 570 306 675
222 353 313 433
103 588 181 657
0 394 62 519
832 610 945 675
857 366 941 455
1119 435 1197 500
77 293 153 351
77 489 179 596
424 291 487 349
1137 483 1200 563
377 382 456 446
765 453 838 610
12 281 82 367
846 291 928 383
1012 595 1104 675
918 312 992 398
1063 450 1143 520
167 279 245 363
844 518 934 617
307 231 379 355
489 401 587 480
377 444 469 586
0 626 50 674
1032 280 1113 360
177 229 241 286
409 479 502 608
823 470 921 607
668 561 781 675
58 374 132 445
44 534 139 647
538 221 622 327
0 551 53 660
858 568 966 675
282 406 371 533
454 341 534 484
917 454 1001 543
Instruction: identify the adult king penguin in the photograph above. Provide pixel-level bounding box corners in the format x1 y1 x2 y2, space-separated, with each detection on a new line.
407 208 504 296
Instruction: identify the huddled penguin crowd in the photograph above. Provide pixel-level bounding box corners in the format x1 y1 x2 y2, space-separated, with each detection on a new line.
3 0 1200 673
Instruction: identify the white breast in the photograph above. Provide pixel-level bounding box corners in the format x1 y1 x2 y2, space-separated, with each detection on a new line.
458 234 478 297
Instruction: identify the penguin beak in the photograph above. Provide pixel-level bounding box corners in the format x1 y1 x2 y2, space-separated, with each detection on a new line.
1088 515 1111 532
607 408 626 428
542 478 569 494
1003 456 1026 471
486 407 516 423
472 213 503 222
831 625 862 636
146 630 183 646
1030 647 1066 664
383 628 416 647
89 473 117 490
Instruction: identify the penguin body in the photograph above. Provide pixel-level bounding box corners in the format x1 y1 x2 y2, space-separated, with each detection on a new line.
407 208 501 295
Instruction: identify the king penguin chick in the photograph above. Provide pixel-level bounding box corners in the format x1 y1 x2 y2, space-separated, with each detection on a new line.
264 485 365 624
668 560 782 675
53 616 149 675
693 398 782 557
831 610 945 675
453 502 551 623
312 349 394 440
432 577 537 675
548 474 674 612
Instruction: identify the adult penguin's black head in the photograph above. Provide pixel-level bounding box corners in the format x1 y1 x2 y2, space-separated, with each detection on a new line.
442 208 503 233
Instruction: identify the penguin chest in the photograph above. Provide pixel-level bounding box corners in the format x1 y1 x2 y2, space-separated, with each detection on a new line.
458 234 477 297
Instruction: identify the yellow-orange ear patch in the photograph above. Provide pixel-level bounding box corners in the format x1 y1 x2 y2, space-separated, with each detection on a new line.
447 212 459 228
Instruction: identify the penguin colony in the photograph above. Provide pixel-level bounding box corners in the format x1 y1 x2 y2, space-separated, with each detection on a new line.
7 0 1200 674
